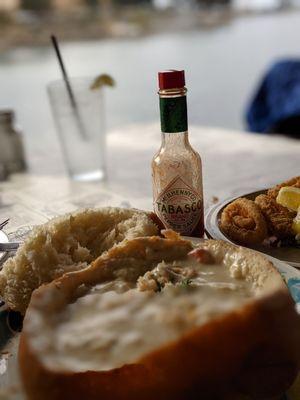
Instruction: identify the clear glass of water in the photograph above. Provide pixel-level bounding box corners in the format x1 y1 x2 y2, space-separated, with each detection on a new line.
48 77 106 182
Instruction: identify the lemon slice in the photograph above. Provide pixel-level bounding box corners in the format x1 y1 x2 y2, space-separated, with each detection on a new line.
276 186 300 211
292 208 300 235
90 74 116 90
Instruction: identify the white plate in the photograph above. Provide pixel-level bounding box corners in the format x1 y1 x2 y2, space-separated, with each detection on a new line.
205 190 300 268
267 254 300 314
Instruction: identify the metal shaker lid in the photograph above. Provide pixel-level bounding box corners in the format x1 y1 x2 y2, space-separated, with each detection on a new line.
0 109 14 125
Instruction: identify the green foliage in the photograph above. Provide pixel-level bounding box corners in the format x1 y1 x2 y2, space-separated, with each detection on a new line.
0 11 12 25
21 0 51 11
113 0 152 4
85 0 99 7
180 278 192 288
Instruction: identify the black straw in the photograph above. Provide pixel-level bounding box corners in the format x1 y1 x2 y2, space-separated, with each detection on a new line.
50 35 87 140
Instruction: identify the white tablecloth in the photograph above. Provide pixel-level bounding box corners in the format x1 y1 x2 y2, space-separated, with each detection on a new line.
0 123 299 236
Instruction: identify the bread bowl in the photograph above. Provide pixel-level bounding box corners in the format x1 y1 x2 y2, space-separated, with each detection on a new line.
0 207 158 314
19 233 300 399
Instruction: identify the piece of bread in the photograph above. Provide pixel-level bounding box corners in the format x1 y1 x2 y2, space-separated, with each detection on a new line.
0 207 158 314
19 235 300 400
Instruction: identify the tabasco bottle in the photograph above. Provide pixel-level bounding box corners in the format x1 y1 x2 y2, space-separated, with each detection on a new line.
152 70 204 238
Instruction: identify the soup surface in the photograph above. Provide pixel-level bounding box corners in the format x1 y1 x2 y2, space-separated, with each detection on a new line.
35 253 255 372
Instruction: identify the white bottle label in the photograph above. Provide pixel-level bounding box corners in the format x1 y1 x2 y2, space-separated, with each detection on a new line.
154 175 203 235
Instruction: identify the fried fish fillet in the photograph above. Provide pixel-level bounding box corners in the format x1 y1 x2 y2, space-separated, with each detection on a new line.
255 194 295 239
220 198 268 246
268 176 300 199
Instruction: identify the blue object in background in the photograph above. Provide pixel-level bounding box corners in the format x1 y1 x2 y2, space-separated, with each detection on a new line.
246 59 300 136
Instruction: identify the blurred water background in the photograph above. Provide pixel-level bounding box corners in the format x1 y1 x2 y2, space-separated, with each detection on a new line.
0 0 300 173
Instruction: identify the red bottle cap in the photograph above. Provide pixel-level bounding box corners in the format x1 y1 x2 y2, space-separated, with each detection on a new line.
158 70 185 90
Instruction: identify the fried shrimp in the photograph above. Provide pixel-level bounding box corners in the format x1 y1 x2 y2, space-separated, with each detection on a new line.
268 176 300 199
255 194 295 239
220 198 268 246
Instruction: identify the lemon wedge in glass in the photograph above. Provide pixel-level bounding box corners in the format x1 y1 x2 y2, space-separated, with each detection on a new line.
276 187 300 211
90 74 115 90
292 208 300 235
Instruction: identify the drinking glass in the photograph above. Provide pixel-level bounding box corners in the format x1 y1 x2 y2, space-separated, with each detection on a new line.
48 77 106 181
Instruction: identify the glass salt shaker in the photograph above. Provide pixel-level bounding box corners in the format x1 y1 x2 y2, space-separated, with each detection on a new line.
0 110 26 175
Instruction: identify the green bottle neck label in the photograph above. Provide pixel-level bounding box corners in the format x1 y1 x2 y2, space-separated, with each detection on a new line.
159 96 188 133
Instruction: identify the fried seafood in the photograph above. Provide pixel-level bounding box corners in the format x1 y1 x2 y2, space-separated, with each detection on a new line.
219 176 300 246
255 194 295 239
220 198 268 245
267 176 300 199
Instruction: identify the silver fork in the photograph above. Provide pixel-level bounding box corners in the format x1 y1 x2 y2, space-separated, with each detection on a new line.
0 242 20 252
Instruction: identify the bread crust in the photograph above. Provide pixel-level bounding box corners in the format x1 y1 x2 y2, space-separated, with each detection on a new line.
0 207 158 314
19 238 300 400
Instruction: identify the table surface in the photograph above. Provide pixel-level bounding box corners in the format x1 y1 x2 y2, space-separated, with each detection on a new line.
0 123 300 237
0 124 300 399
